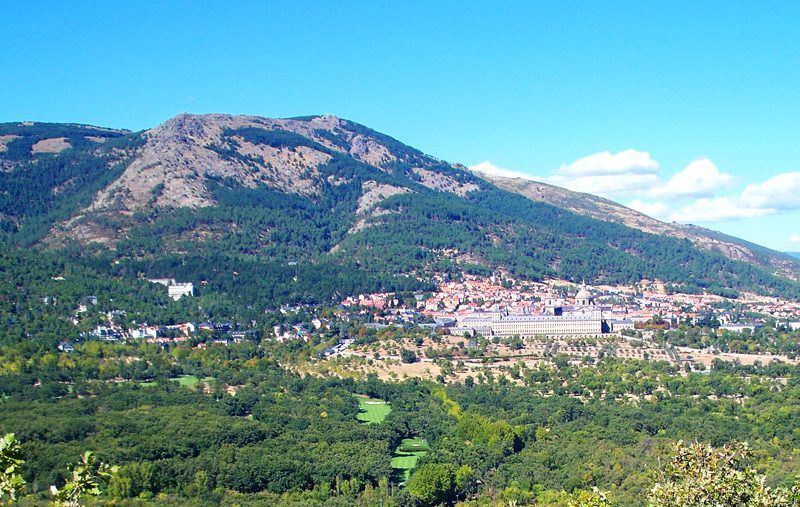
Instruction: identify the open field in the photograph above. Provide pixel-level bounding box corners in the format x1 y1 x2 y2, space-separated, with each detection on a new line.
327 328 800 384
391 438 429 483
355 396 429 483
356 395 391 424
140 375 213 388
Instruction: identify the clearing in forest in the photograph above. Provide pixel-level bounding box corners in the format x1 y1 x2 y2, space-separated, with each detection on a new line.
391 438 430 483
356 395 392 424
140 375 213 388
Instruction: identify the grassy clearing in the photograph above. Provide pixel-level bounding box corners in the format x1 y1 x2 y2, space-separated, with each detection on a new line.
398 439 430 453
356 395 391 424
391 438 429 483
140 375 213 388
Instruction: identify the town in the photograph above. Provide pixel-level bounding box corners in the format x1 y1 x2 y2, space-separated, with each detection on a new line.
58 273 800 383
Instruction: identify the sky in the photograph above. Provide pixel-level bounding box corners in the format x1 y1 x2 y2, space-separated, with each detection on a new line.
1 1 799 250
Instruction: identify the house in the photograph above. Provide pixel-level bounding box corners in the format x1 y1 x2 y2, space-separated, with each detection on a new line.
91 325 121 341
608 319 635 332
168 282 194 301
130 326 158 339
148 278 194 300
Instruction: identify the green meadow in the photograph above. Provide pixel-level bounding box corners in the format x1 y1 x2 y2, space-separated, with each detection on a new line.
354 396 427 482
391 438 429 483
355 395 391 424
140 375 213 388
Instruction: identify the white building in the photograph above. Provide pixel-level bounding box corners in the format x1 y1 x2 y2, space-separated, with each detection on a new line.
149 278 194 300
453 284 603 337
608 319 635 332
148 278 176 287
168 282 194 301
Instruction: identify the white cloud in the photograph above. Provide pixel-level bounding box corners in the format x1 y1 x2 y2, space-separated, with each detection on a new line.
740 171 800 210
669 197 774 223
548 172 661 197
543 149 662 198
556 149 659 177
627 199 669 218
470 156 661 198
789 234 800 243
468 161 534 180
669 171 800 224
650 158 733 198
470 154 799 229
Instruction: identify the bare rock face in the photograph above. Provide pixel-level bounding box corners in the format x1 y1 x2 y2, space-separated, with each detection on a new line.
356 181 411 215
31 137 71 153
413 167 479 196
347 181 412 234
54 113 427 244
349 135 396 168
88 114 338 212
90 115 221 211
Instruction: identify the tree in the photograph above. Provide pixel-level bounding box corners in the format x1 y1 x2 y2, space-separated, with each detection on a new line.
0 434 26 504
50 451 117 507
454 464 476 498
400 348 417 364
108 462 154 499
569 488 611 507
406 463 455 506
649 441 799 506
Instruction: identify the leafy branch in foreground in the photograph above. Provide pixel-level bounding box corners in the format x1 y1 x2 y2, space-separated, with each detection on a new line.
649 441 800 507
50 451 117 507
0 433 26 504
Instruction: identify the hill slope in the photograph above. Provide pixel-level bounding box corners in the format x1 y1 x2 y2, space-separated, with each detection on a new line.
475 172 800 280
1 114 799 302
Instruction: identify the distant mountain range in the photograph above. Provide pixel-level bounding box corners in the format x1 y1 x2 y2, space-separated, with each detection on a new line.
1 114 799 301
788 252 800 260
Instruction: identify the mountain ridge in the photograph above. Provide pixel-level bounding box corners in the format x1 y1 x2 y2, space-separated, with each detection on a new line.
2 113 799 301
474 171 800 280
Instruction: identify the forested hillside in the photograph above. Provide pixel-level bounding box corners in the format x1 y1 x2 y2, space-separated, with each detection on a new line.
1 115 799 305
0 115 800 306
478 171 800 279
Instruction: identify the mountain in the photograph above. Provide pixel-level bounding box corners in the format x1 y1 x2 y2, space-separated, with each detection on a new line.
2 114 799 303
788 252 800 260
475 172 800 280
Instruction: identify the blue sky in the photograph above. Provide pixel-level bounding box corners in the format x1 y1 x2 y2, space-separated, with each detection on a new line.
2 1 799 250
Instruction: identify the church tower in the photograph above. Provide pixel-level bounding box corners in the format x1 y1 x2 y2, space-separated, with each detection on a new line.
575 282 593 307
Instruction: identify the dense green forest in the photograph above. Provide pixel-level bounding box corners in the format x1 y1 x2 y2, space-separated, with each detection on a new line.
0 123 144 244
2 336 800 505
